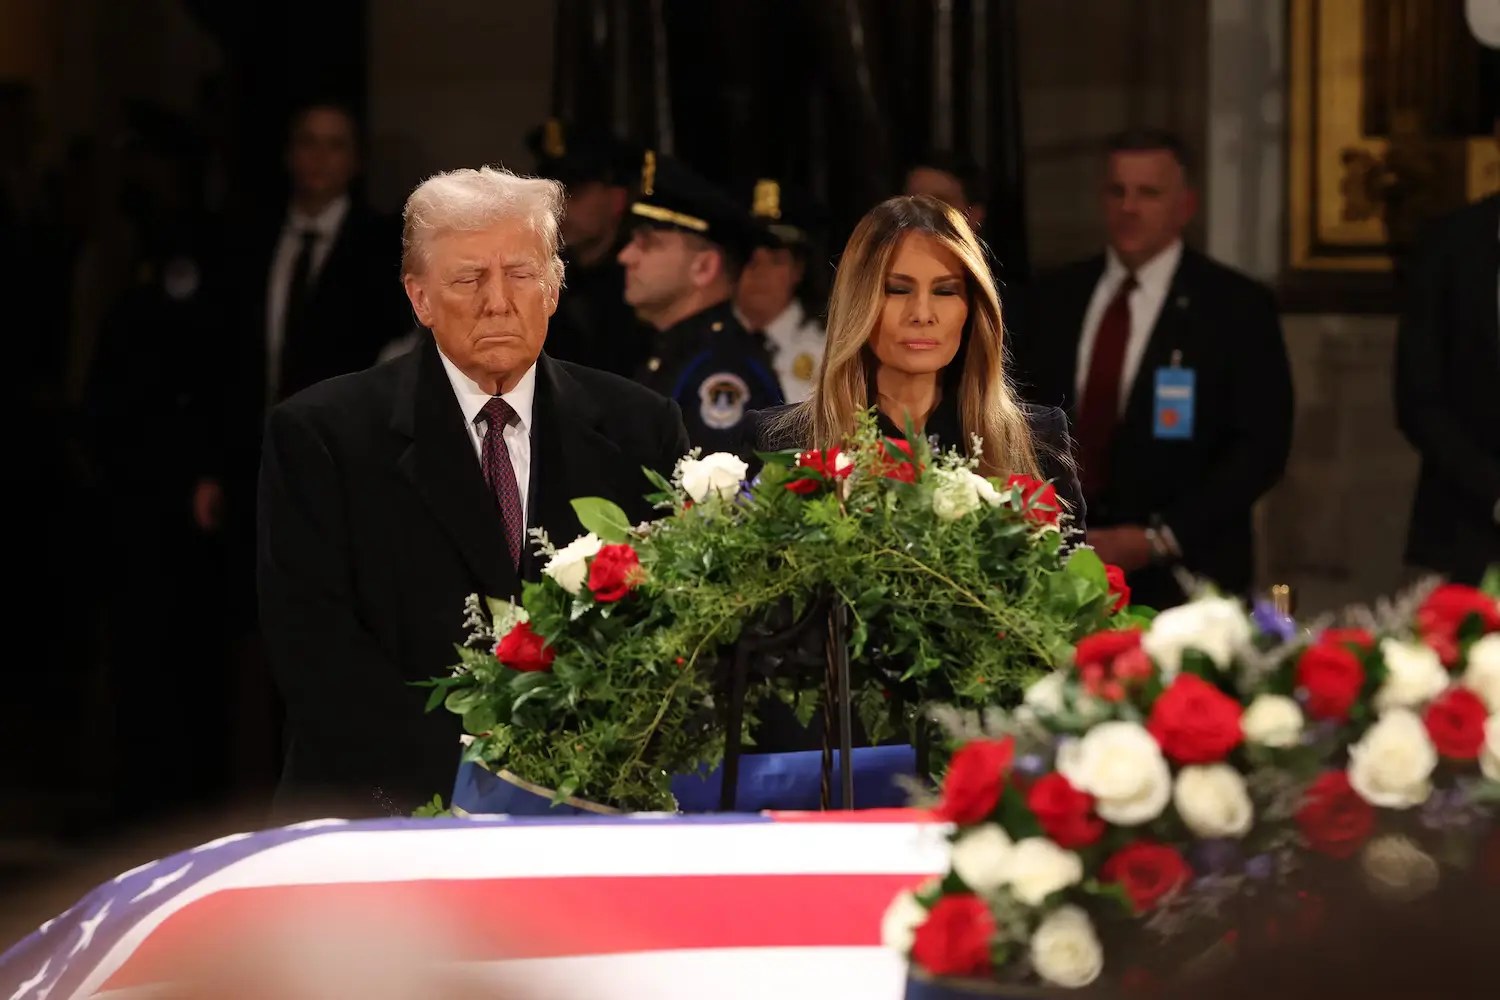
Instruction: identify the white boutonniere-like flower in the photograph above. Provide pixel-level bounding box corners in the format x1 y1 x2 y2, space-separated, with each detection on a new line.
1375 638 1449 713
677 452 748 503
1030 905 1104 989
542 532 604 595
1055 721 1172 825
1141 596 1251 679
1347 708 1437 809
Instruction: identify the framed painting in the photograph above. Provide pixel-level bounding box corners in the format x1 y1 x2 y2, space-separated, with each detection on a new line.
1283 0 1500 312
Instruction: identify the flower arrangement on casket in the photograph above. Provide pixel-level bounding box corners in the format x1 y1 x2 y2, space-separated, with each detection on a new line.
422 412 1145 813
884 574 1500 993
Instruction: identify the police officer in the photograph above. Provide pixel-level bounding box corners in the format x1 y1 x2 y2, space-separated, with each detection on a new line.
525 118 649 377
735 177 828 403
618 150 784 452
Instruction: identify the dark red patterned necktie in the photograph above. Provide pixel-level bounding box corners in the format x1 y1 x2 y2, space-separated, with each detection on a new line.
1075 273 1137 499
477 397 525 567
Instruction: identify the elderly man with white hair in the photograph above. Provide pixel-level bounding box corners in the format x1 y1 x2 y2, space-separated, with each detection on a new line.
257 167 691 818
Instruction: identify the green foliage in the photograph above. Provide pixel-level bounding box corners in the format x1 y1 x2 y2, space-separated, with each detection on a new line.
411 794 451 818
430 411 1129 812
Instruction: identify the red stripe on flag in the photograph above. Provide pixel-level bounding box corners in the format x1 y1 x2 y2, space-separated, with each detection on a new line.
101 873 926 991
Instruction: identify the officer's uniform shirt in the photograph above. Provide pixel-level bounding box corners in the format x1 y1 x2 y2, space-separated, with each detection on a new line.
737 299 825 404
637 300 784 454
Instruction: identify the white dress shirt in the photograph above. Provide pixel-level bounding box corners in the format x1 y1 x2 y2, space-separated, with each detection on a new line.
438 348 536 524
734 299 826 403
1074 239 1183 412
265 194 351 398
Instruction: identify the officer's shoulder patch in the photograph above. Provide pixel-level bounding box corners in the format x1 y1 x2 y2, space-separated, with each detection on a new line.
697 371 751 430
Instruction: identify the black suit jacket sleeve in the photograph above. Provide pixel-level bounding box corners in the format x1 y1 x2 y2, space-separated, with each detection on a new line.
1395 223 1500 516
1161 284 1293 555
657 399 694 475
1029 405 1087 534
257 403 430 804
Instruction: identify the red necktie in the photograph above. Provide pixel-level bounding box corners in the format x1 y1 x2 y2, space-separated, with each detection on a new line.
1075 274 1136 499
478 397 525 567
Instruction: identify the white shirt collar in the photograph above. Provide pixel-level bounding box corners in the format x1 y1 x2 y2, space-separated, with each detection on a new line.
286 193 351 238
437 346 538 432
762 299 807 341
1104 238 1182 293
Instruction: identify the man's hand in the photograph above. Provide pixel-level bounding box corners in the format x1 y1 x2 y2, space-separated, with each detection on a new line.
193 479 225 533
1089 525 1153 573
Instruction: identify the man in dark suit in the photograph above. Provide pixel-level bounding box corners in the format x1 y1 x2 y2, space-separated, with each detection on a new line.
258 165 691 818
193 99 411 803
1012 130 1292 609
1395 193 1500 585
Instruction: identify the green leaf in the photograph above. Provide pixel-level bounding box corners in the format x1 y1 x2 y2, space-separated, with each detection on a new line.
444 688 483 715
462 704 497 735
411 794 451 818
424 684 451 713
571 497 632 543
1080 877 1135 914
1065 546 1109 590
1480 565 1500 599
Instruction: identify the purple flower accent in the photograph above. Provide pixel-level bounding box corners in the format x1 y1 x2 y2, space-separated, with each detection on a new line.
1420 787 1486 833
1191 839 1241 876
1244 854 1275 880
1015 753 1048 778
1252 600 1297 642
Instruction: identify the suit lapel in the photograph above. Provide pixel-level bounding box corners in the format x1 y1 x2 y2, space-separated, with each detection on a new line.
392 340 519 600
523 355 629 581
1121 251 1196 426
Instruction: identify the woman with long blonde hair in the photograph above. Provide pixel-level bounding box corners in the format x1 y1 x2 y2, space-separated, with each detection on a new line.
745 194 1083 522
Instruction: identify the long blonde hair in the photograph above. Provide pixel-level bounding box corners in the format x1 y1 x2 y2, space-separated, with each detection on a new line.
773 195 1042 480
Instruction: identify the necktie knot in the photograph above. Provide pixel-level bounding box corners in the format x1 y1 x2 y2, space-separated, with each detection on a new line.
481 396 517 430
1118 273 1138 297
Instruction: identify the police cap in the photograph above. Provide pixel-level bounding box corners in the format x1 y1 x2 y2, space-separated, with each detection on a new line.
744 177 828 250
627 150 761 261
525 118 639 188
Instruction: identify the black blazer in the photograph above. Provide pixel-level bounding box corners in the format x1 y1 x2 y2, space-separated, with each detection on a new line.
741 400 1086 533
1395 196 1500 584
1010 247 1292 607
257 340 691 817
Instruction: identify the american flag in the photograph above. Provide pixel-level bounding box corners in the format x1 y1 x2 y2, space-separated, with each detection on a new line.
0 810 948 1000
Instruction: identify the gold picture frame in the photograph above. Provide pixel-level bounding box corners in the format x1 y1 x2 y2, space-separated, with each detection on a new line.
1286 0 1500 297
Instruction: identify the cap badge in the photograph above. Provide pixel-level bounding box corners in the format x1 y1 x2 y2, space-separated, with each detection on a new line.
642 150 657 196
542 119 565 158
752 179 782 219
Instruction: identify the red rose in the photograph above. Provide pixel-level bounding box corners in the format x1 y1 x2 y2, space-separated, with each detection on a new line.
933 737 1014 825
1074 627 1149 700
1026 772 1105 849
1295 770 1374 859
1320 627 1375 651
587 543 641 602
1295 642 1366 722
1417 584 1500 665
1104 563 1131 614
1146 673 1243 764
1423 687 1490 759
1006 473 1059 525
879 438 921 483
1075 627 1143 670
786 447 851 494
1101 841 1191 912
910 894 995 979
495 621 555 673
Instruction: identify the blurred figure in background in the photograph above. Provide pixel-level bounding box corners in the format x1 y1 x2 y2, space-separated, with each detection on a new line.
192 98 408 807
526 118 650 377
735 177 827 403
1013 129 1291 609
619 150 783 452
1394 175 1500 586
903 150 986 234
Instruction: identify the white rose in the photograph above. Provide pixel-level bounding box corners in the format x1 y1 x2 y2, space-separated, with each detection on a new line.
1023 671 1068 716
968 469 1003 506
1462 634 1500 713
1361 835 1440 903
950 824 1013 894
996 837 1084 906
1241 694 1304 749
1347 709 1438 809
1173 764 1254 839
1482 714 1500 783
930 468 982 521
1056 721 1172 826
1030 905 1104 990
1141 596 1251 679
678 452 747 503
880 887 930 954
1375 638 1449 713
541 532 603 595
